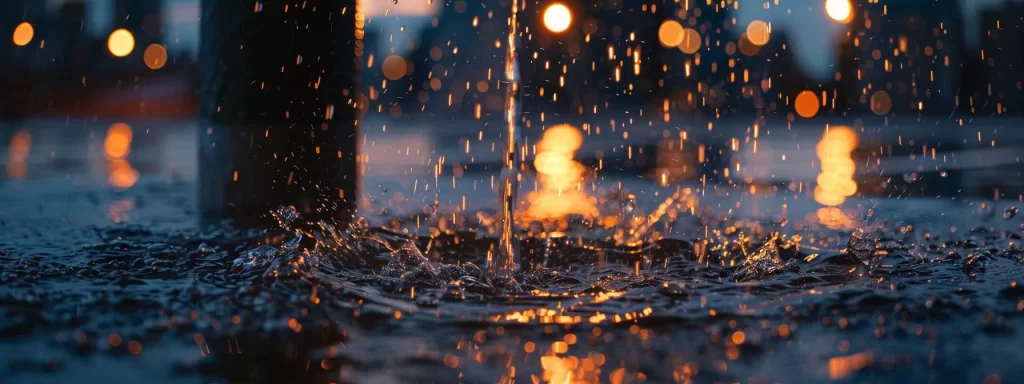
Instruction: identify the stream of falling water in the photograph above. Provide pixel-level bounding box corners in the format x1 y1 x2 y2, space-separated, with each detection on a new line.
493 0 522 277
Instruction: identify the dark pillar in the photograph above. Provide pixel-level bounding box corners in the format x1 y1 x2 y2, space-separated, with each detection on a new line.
198 0 361 226
846 0 963 115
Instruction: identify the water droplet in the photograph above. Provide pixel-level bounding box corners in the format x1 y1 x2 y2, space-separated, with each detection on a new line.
622 197 636 214
232 245 279 271
1004 206 1019 220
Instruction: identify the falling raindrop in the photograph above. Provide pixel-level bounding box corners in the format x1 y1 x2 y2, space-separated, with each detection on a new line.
1004 206 1019 220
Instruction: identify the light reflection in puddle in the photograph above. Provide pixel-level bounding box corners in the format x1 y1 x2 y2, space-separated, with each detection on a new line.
6 130 31 180
104 123 139 190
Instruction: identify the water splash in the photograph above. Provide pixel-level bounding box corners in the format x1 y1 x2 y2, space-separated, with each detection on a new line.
494 0 523 278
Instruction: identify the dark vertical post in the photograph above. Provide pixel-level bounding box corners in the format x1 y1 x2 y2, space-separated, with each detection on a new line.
198 0 361 226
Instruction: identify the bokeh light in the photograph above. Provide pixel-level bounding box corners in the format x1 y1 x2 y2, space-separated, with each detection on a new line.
107 28 136 57
143 44 167 70
542 3 572 33
104 123 133 160
794 90 821 118
104 123 137 190
825 0 853 23
870 90 892 115
658 20 684 48
12 22 34 47
745 20 770 46
382 55 408 80
678 28 702 54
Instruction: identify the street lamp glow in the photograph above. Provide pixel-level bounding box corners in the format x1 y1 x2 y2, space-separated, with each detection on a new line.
12 22 34 47
107 28 136 57
825 0 852 23
543 3 572 33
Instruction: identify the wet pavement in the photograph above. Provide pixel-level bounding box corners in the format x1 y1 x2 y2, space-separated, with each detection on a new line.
2 118 1024 383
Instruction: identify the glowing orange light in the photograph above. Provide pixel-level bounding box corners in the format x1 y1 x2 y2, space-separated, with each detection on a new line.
678 28 702 54
542 3 572 33
6 130 31 179
107 28 135 57
658 20 685 48
794 90 820 118
104 123 133 160
143 44 167 70
829 352 873 380
12 22 34 47
745 20 769 46
825 0 853 23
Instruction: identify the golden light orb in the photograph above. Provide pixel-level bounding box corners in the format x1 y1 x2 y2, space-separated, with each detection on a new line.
825 0 853 23
745 20 770 46
869 90 892 115
658 20 685 48
107 28 136 57
381 55 408 80
543 3 572 33
104 123 134 160
12 22 34 47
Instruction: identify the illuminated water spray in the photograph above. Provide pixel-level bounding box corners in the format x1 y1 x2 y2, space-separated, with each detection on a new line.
493 0 523 277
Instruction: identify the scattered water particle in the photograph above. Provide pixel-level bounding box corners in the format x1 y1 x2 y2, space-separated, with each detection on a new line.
1004 206 1018 220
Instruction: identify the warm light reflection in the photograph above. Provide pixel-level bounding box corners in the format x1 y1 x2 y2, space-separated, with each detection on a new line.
678 28 702 54
107 28 136 57
542 3 572 33
745 20 770 46
522 124 598 224
143 44 167 70
104 123 138 190
829 352 873 380
814 126 857 208
108 160 140 190
6 130 31 179
825 0 853 23
816 207 855 229
104 123 133 160
12 22 34 47
108 199 135 223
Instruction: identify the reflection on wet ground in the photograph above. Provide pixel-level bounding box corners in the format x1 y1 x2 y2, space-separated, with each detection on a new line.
2 119 1024 383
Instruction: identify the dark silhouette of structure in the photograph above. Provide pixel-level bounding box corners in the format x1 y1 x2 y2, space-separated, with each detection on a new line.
198 0 360 226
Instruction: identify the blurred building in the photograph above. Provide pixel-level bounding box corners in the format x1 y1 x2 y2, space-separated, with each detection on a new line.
967 4 1024 115
844 0 964 116
2 0 195 120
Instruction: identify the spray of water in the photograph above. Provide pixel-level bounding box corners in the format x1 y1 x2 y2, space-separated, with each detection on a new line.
493 0 523 278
